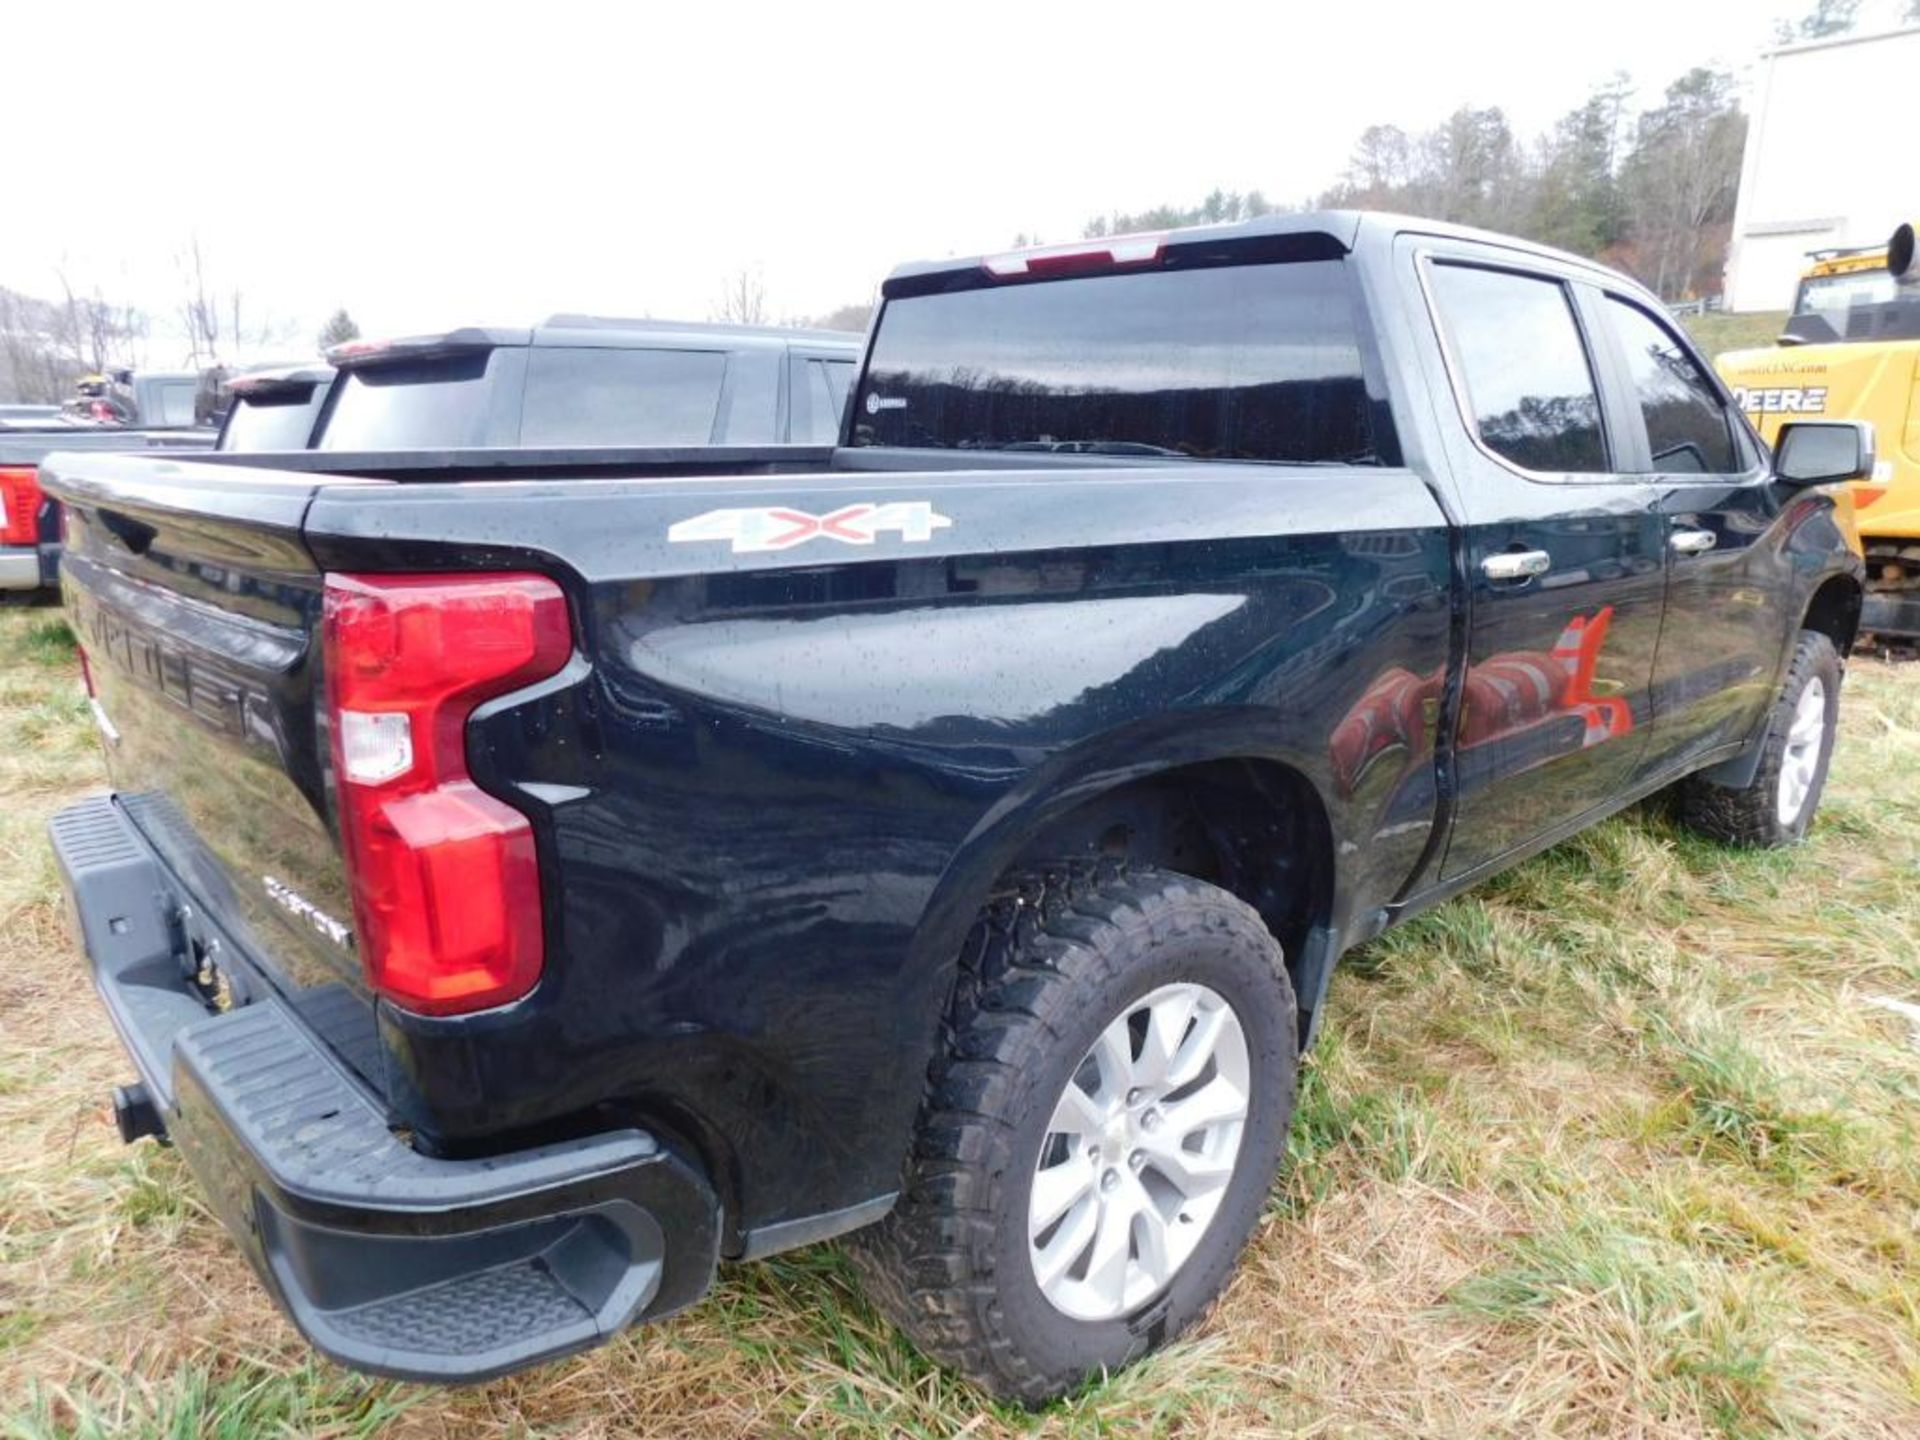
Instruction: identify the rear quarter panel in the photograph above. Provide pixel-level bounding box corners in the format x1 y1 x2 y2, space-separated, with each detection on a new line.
304 462 1453 1239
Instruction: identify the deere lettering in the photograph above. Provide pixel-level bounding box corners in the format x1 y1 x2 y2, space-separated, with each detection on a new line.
1732 385 1828 415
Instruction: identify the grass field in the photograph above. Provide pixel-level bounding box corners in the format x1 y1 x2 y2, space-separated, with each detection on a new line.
1680 311 1791 361
1 601 1917 1438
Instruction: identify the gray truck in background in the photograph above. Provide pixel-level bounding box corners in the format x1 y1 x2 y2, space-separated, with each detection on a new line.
63 368 210 428
1 423 216 594
7 318 859 594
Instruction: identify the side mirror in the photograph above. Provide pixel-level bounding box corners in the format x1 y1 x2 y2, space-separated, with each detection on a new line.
1773 420 1876 486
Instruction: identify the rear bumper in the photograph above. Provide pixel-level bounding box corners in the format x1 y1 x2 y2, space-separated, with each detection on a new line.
0 544 49 590
48 794 720 1383
1861 591 1920 640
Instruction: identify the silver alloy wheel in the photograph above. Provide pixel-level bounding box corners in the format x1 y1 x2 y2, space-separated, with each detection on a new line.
1027 981 1250 1323
1777 676 1828 826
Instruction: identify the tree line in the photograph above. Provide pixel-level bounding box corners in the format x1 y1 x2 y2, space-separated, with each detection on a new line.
1080 1 1919 302
0 237 356 404
1079 64 1743 304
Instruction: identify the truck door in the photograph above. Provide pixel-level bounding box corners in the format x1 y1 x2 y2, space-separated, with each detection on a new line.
1416 250 1665 878
1590 293 1784 770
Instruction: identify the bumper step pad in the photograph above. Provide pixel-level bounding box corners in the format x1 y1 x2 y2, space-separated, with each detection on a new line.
330 1262 589 1356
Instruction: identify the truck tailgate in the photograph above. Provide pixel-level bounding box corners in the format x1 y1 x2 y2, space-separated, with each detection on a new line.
46 452 386 1084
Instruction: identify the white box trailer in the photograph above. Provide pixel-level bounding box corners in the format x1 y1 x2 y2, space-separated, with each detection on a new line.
1724 23 1920 313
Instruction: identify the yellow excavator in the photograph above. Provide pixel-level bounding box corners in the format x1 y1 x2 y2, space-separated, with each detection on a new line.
1717 221 1920 641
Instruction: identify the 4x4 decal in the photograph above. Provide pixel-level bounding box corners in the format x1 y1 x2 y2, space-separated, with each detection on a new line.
668 501 952 554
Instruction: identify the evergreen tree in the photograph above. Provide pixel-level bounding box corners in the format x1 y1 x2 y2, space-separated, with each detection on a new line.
318 308 361 351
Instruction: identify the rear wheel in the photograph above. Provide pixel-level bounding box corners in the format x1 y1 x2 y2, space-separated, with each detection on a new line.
849 866 1296 1405
1678 629 1840 847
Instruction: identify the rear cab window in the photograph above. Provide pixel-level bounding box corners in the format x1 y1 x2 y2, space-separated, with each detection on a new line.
218 389 326 451
851 254 1385 464
318 352 497 450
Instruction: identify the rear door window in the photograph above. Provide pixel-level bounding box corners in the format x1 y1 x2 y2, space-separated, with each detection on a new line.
319 353 495 450
793 357 854 442
1603 297 1740 474
852 259 1380 463
521 347 727 447
218 390 325 451
1429 263 1610 475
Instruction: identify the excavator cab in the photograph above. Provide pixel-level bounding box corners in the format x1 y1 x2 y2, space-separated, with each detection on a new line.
1718 222 1920 640
1782 223 1920 346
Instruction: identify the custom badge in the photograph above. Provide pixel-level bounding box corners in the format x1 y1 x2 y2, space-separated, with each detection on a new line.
668 501 952 554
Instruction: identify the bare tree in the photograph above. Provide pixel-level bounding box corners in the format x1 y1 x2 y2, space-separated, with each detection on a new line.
1341 125 1417 200
179 234 222 366
1620 68 1747 299
55 270 147 374
1320 108 1526 232
176 234 297 366
0 277 146 402
712 267 768 326
0 288 75 402
808 300 874 333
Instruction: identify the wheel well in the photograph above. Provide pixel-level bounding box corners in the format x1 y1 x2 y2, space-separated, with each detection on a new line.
1803 574 1863 656
1003 757 1334 994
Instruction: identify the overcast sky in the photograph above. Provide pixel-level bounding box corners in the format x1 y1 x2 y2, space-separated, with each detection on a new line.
1 0 1879 359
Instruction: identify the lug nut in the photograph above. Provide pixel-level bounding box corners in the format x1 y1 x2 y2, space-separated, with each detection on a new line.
1128 1149 1145 1170
1140 1108 1162 1132
1125 1087 1143 1105
1100 1168 1120 1193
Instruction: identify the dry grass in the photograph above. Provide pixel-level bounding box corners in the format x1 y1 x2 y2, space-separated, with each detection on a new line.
1679 312 1792 361
1 601 1917 1438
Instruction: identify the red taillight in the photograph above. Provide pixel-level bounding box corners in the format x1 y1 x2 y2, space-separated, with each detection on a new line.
0 466 41 546
322 573 571 1015
982 232 1167 279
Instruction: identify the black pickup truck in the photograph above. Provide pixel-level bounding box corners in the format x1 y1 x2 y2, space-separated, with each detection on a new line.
217 318 860 456
215 363 338 451
315 317 860 450
44 212 1868 1403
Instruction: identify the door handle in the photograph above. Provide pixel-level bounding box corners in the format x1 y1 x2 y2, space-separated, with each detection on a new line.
1481 549 1552 582
1669 528 1717 556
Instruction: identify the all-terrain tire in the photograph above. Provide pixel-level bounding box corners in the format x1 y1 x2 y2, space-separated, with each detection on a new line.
1678 629 1841 847
848 865 1297 1405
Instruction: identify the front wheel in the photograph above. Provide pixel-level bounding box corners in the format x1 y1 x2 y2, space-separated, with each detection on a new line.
1678 628 1841 847
848 866 1297 1405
